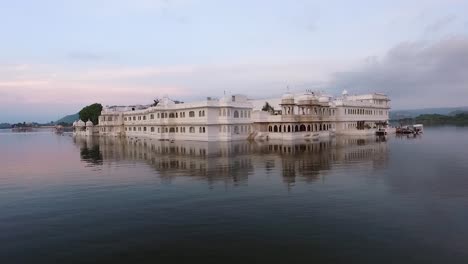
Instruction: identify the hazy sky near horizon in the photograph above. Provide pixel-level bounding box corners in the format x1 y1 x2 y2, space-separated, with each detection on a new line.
1 0 468 123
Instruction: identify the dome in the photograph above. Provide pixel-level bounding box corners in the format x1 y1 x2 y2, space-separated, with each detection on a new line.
281 92 294 100
297 91 318 105
86 120 94 127
342 89 348 96
319 96 330 103
76 120 85 127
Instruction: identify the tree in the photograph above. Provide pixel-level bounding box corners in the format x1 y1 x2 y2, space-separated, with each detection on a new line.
262 102 275 113
79 103 103 125
151 99 160 107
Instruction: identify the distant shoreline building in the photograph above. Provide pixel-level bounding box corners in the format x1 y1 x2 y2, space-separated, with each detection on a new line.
73 90 391 141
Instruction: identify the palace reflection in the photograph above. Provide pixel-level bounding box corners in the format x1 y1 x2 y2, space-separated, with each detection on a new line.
73 136 389 187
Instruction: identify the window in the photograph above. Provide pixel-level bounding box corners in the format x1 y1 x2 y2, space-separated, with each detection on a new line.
143 127 147 131
124 117 127 121
189 127 195 133
151 127 155 132
169 113 175 118
157 113 160 118
234 111 239 118
133 116 136 121
143 116 146 120
150 114 154 119
189 111 195 117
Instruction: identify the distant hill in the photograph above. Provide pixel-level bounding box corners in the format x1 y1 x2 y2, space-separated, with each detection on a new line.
0 123 11 129
390 107 468 120
56 113 79 124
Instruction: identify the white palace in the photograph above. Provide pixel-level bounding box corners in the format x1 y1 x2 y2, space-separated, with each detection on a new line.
73 90 392 141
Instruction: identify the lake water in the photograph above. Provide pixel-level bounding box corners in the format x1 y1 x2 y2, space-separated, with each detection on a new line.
1 127 468 263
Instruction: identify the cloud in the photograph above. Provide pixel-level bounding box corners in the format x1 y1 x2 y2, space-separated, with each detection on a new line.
328 36 468 109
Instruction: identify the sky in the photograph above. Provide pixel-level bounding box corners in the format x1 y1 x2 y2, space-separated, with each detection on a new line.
1 0 468 123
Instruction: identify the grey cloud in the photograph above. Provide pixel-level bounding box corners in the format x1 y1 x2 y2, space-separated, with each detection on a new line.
328 36 468 109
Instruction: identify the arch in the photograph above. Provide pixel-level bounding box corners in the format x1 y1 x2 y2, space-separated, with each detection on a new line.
189 111 195 117
287 125 291 132
273 125 278 132
295 125 299 132
279 125 282 132
234 110 239 118
169 127 175 133
269 126 272 132
319 124 322 131
300 124 306 131
189 127 195 133
169 113 175 118
307 125 311 131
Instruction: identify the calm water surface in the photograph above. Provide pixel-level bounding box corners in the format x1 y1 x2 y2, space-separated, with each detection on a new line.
1 127 468 263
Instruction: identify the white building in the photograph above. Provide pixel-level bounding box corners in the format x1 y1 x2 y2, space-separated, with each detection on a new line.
73 90 391 141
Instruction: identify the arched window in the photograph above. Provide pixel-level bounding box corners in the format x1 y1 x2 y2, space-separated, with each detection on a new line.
273 125 278 132
189 111 195 117
151 127 155 132
240 111 244 118
300 125 306 131
199 127 202 133
295 125 299 132
234 126 239 134
189 127 195 133
307 125 311 131
169 127 175 133
169 113 175 118
269 126 272 132
320 124 322 131
223 109 226 116
279 126 282 132
202 127 206 133
234 111 239 118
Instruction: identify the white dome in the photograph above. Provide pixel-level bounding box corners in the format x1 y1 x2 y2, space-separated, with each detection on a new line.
76 120 85 127
282 92 294 100
297 92 316 101
86 120 94 127
342 89 348 96
319 96 330 103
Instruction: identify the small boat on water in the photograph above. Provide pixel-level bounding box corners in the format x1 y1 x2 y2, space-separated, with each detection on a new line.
396 124 424 135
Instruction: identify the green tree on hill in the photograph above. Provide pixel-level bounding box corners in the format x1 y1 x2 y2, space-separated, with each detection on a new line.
262 102 275 113
79 103 103 125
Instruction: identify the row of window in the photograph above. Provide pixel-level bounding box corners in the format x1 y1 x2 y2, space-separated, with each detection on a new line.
345 108 387 116
268 123 334 133
123 110 206 122
219 109 251 118
125 126 207 133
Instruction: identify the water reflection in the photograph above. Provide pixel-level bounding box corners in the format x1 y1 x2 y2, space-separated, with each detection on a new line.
73 136 389 187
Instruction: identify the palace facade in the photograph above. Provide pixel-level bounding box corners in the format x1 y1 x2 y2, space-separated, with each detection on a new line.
73 90 391 141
